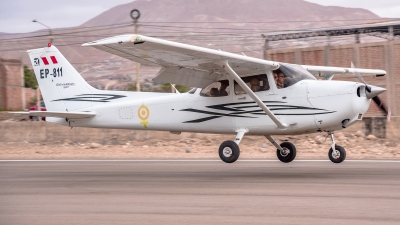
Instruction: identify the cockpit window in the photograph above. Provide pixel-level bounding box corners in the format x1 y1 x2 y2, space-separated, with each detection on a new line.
234 74 269 95
273 63 316 89
200 80 230 97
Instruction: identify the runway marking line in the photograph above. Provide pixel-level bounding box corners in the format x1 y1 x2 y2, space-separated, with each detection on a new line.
1 159 400 162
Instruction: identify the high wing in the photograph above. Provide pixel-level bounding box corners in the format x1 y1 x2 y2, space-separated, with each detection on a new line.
10 111 96 119
82 34 279 88
83 34 386 87
81 35 386 130
302 65 386 78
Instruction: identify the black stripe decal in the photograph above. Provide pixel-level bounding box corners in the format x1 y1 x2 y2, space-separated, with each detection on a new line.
183 116 222 123
180 108 256 118
181 102 336 123
206 101 286 112
53 94 126 102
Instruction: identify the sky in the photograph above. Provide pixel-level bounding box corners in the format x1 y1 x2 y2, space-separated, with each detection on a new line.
0 0 399 34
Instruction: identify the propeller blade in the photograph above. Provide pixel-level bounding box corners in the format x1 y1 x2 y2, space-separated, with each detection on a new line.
372 96 390 121
351 62 389 121
351 62 371 92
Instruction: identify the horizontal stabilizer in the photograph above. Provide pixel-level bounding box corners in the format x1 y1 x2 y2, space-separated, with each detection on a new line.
9 111 96 119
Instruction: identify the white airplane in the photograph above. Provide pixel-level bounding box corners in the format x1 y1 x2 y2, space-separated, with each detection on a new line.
13 34 389 164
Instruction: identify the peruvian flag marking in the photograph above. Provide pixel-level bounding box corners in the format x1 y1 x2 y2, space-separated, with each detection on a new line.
41 57 49 65
50 56 58 64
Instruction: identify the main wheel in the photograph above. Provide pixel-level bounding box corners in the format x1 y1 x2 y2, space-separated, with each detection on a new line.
219 140 240 163
328 145 346 163
276 142 296 163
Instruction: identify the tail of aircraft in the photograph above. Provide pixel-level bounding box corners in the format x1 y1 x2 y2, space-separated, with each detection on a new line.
27 45 111 112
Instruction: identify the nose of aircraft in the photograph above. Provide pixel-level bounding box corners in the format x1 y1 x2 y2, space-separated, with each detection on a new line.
366 85 386 99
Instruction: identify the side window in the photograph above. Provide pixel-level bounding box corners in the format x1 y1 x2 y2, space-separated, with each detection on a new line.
273 65 315 89
200 80 230 97
234 74 269 95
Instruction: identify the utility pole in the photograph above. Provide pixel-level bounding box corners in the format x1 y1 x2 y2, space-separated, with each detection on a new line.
130 9 141 92
261 35 269 60
32 19 52 118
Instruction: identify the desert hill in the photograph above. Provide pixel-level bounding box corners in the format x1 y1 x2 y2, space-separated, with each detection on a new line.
0 0 382 90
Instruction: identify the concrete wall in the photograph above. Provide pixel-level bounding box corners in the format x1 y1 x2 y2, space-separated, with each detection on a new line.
0 118 398 143
267 40 400 117
0 122 196 144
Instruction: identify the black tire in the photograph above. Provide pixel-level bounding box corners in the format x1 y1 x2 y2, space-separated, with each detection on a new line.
276 142 296 163
31 116 39 121
219 140 240 163
328 145 346 163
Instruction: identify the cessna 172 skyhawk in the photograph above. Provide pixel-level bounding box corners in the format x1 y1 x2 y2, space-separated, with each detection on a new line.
14 34 389 164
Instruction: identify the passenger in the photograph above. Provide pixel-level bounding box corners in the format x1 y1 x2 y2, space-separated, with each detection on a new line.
273 73 278 87
260 77 270 91
210 87 220 97
250 78 260 92
219 82 229 96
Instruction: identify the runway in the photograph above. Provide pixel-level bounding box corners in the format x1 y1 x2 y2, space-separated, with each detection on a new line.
1 160 400 225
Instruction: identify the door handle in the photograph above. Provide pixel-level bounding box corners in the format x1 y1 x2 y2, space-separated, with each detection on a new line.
238 97 246 100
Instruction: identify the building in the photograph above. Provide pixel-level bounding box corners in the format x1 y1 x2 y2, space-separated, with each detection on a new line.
0 58 37 110
263 21 400 117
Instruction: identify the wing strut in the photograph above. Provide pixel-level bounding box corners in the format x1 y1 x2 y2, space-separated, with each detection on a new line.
217 60 288 130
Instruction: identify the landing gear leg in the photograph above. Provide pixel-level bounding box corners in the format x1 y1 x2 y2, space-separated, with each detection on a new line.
218 129 247 163
265 135 296 163
327 132 346 163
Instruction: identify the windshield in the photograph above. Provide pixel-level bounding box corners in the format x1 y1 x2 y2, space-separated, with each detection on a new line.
273 63 316 89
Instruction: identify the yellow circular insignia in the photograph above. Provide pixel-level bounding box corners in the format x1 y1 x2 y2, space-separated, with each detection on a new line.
138 105 150 121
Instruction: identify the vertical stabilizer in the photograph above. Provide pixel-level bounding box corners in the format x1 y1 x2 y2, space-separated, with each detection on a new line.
27 45 97 111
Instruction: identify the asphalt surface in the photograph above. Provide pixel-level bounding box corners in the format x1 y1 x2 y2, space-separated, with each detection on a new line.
1 160 400 225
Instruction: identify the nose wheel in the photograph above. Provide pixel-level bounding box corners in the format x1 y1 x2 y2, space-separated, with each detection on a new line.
329 145 346 163
327 132 346 163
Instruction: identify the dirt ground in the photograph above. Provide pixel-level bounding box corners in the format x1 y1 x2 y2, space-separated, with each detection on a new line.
1 112 398 160
1 131 399 160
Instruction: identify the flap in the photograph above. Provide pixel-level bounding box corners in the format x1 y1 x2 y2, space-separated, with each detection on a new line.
152 67 223 88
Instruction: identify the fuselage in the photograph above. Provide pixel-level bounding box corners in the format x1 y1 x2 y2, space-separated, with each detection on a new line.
49 79 370 136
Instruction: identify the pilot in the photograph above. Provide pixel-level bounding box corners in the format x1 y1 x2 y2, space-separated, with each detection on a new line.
276 71 285 89
250 78 260 92
210 87 220 97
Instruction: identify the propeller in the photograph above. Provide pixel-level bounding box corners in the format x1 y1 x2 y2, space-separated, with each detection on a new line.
351 62 390 121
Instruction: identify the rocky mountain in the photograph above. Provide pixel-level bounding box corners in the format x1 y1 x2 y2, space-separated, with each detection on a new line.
83 0 379 27
0 0 383 90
